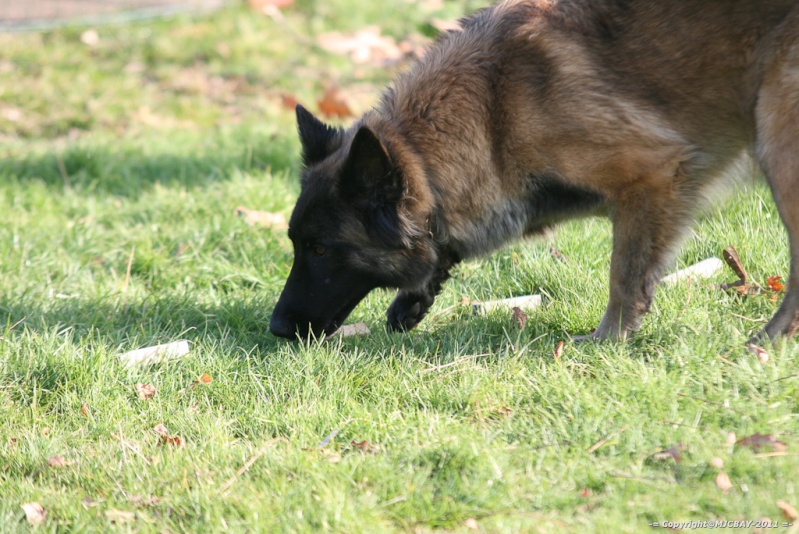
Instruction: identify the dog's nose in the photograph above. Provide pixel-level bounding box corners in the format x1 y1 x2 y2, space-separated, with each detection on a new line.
269 312 298 339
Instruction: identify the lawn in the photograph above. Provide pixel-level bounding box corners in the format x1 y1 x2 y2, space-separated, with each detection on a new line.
1 1 798 532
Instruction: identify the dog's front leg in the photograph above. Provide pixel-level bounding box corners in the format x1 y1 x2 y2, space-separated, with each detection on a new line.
578 186 695 341
387 255 457 332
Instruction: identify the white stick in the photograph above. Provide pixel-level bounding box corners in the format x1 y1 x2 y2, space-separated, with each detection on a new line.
660 257 724 285
118 341 190 367
472 295 542 314
333 323 371 337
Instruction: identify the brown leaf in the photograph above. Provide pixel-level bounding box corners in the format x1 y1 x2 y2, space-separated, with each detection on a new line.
549 245 569 264
80 403 89 417
465 517 479 531
317 26 403 67
235 206 287 229
554 340 564 361
715 472 733 492
152 424 169 437
191 373 213 388
511 306 527 329
350 439 380 453
280 93 298 111
776 500 799 521
748 344 769 364
723 245 748 282
317 85 352 119
736 433 787 453
709 457 724 469
767 275 785 292
135 383 156 400
46 455 72 468
652 443 684 463
160 435 184 447
21 502 46 525
579 488 592 498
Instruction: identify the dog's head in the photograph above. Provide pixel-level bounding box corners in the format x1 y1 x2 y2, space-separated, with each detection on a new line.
270 105 438 340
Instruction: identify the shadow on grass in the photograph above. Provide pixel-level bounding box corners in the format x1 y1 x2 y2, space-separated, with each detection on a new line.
0 126 299 196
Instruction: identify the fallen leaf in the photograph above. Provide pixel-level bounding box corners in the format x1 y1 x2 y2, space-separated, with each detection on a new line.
715 472 733 492
465 517 479 531
350 439 380 453
104 509 135 524
723 245 748 282
430 18 461 33
777 500 799 521
736 433 787 453
767 275 785 292
41 427 50 436
549 245 569 264
317 85 352 119
579 488 592 498
554 340 564 361
46 455 72 468
726 432 737 446
81 497 94 509
709 457 724 469
160 435 184 447
21 502 46 525
152 424 169 436
135 383 156 400
317 26 403 67
511 306 527 329
234 206 287 229
280 93 298 111
249 0 294 10
748 344 769 364
191 373 213 388
333 323 371 338
652 443 684 463
80 403 89 417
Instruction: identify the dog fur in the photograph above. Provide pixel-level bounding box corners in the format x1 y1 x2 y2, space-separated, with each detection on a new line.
270 0 799 342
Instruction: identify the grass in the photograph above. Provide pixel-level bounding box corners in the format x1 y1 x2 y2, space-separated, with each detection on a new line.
1 1 799 532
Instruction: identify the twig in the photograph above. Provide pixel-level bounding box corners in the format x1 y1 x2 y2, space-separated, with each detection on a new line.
123 246 135 293
730 313 767 323
0 316 26 341
587 426 627 454
220 437 289 493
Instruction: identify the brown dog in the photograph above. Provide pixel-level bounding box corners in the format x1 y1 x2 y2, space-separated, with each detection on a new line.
270 0 799 342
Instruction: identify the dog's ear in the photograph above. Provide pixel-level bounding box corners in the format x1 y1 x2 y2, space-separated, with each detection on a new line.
342 127 408 247
296 104 338 167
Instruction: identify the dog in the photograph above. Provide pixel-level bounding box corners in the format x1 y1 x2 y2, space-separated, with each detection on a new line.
270 0 799 342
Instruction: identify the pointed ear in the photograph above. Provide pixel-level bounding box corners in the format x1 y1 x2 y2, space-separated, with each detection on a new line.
341 127 402 203
296 104 338 167
342 127 409 248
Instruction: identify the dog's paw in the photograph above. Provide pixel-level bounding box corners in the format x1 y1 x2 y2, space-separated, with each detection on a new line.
387 291 434 332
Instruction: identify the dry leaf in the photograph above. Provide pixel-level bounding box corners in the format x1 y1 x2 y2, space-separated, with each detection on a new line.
249 0 294 10
104 509 135 524
549 245 569 264
191 373 213 387
235 206 287 229
317 85 352 119
334 323 371 338
726 432 737 446
21 502 46 526
723 246 748 282
80 403 89 417
767 275 785 292
350 439 380 453
715 472 733 492
160 435 185 447
465 517 479 531
777 500 799 521
709 457 724 469
736 433 787 453
280 93 298 111
431 18 461 33
135 383 156 400
152 424 169 437
748 344 769 364
652 443 684 463
554 340 564 361
46 455 72 468
511 306 527 329
317 26 403 66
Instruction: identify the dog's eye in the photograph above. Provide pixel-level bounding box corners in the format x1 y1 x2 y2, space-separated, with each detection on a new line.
312 246 327 256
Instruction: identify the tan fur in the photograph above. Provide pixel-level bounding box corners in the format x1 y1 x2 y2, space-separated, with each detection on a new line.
272 0 799 341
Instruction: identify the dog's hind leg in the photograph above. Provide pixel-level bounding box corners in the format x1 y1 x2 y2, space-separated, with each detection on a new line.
753 16 799 341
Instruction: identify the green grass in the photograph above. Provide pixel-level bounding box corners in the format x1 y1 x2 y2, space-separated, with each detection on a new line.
2 2 799 532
